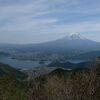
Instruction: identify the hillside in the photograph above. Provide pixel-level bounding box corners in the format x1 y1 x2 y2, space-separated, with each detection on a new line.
48 61 90 69
78 51 100 59
0 52 10 57
0 63 27 79
0 62 99 100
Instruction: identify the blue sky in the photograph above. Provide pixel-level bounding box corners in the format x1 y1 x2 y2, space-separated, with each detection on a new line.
0 0 100 44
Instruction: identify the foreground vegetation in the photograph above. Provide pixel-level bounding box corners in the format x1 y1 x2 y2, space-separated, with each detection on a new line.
0 62 100 100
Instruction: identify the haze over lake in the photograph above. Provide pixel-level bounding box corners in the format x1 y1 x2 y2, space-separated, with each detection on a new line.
0 56 86 68
0 57 51 68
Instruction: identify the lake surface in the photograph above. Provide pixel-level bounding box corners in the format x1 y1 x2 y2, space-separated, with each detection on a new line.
0 57 87 68
0 57 51 68
66 59 87 63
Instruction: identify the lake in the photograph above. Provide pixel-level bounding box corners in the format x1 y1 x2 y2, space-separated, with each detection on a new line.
0 57 51 68
66 59 87 63
0 57 87 68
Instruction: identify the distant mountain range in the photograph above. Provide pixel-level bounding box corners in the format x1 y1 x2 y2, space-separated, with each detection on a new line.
19 33 100 53
0 33 100 59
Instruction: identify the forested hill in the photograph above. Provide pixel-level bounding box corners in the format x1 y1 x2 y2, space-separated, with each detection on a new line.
0 63 27 79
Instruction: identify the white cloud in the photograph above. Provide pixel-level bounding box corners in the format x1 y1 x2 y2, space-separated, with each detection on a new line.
0 17 59 31
47 21 100 34
0 0 100 43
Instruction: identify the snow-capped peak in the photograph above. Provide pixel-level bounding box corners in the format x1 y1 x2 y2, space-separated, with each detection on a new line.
66 32 86 40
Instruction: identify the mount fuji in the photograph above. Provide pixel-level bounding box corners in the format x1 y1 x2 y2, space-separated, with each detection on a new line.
18 33 100 56
1 33 100 59
65 32 86 40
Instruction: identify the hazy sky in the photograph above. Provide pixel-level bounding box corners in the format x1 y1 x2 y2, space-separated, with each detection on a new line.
0 0 100 44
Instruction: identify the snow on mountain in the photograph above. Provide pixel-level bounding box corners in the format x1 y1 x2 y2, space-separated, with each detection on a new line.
65 32 86 40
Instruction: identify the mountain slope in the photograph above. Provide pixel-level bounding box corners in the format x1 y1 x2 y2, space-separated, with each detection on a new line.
0 52 10 57
0 63 27 79
78 51 100 59
18 33 100 55
48 61 89 69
